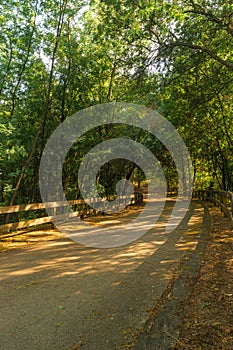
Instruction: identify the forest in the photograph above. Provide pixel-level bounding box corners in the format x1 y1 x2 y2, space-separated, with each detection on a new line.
0 0 232 207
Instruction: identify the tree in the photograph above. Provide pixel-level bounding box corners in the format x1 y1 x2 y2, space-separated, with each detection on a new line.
1 0 232 208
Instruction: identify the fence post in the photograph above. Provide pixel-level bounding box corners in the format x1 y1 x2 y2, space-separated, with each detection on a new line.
231 193 233 217
223 194 228 218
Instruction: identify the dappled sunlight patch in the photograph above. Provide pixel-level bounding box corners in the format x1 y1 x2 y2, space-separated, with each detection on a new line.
83 204 144 227
160 259 179 265
0 227 66 251
175 241 198 251
114 241 165 260
185 229 201 235
227 259 233 266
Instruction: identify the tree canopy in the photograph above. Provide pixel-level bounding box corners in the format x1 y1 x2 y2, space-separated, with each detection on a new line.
0 0 232 206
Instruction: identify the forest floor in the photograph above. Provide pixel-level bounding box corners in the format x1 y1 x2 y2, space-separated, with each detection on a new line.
174 208 233 350
0 200 232 349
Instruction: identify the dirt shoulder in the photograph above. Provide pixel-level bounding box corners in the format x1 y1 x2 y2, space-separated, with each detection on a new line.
175 207 233 349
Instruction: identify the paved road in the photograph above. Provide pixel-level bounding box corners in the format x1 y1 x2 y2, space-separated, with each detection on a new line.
0 199 210 350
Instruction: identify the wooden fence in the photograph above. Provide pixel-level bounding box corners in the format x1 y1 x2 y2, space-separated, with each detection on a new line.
2 189 231 235
193 190 233 220
0 193 143 234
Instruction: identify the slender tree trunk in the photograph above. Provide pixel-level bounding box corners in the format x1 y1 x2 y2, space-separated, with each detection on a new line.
10 0 39 118
61 2 71 122
107 62 117 101
6 0 67 215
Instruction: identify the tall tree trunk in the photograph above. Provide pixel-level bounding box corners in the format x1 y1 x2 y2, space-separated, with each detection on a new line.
10 0 39 118
6 0 67 214
107 62 117 101
61 0 71 123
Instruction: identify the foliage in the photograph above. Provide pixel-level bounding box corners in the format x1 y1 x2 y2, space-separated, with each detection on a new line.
0 0 232 206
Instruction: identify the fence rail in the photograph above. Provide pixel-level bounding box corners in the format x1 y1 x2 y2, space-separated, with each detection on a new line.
2 190 231 235
0 193 143 234
193 190 233 219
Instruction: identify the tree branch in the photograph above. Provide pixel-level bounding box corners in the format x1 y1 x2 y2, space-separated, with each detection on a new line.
167 41 233 70
184 9 233 37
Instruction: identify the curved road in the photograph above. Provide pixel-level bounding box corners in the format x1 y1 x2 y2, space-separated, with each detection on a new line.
0 199 211 350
